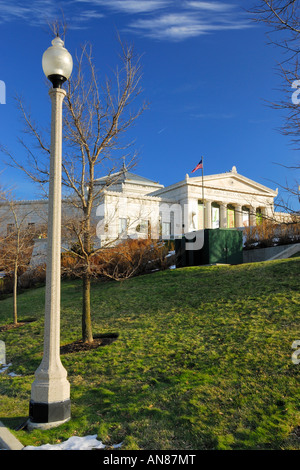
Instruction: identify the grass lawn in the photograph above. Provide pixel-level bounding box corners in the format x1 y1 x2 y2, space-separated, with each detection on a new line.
0 257 299 450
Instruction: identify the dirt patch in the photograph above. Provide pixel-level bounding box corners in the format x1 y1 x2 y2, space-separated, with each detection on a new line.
292 426 300 438
0 318 37 332
60 333 119 354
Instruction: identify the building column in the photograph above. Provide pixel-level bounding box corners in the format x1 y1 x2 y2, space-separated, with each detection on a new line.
205 200 212 229
249 206 257 226
264 205 274 222
219 203 227 228
235 204 243 228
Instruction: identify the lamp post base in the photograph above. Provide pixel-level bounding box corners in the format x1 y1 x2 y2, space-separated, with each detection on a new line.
27 417 70 431
28 399 71 430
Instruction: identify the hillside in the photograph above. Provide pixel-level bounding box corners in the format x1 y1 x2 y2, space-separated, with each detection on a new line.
0 258 299 450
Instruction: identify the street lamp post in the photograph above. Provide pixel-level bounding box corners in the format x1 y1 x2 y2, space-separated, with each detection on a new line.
28 37 73 430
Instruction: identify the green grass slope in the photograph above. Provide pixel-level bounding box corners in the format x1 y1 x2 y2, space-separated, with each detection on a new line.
0 258 299 450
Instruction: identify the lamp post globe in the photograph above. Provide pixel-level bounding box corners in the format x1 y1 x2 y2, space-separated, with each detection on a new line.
28 37 72 430
42 36 73 88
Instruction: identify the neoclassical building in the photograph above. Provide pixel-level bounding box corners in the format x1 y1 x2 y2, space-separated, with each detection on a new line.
151 165 278 232
1 165 280 248
89 165 280 247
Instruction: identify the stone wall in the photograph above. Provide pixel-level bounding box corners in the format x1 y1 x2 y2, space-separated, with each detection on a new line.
243 243 300 263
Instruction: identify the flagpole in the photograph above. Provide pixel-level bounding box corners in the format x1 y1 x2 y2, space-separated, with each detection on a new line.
201 156 204 203
202 156 205 229
191 157 205 230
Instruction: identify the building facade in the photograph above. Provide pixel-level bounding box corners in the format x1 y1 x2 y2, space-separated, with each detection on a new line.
151 165 278 232
0 165 279 248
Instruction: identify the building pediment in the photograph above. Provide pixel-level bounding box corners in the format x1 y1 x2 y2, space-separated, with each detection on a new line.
189 169 277 197
150 166 278 200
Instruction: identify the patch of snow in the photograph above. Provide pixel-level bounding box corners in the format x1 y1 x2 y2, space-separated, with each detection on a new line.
23 435 122 450
0 363 21 376
0 363 12 374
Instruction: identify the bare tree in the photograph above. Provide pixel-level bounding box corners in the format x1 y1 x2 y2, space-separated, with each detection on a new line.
0 195 40 325
1 35 147 342
249 1 300 210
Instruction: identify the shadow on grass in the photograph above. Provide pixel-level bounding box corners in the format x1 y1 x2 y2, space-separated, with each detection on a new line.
0 318 37 332
60 333 119 354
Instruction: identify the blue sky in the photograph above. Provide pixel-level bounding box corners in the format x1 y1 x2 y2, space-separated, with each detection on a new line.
0 0 298 210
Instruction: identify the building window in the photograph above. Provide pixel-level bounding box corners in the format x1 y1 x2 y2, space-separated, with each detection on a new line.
211 203 220 229
136 219 148 234
119 218 127 235
162 222 171 238
7 223 15 234
242 207 250 227
256 208 263 225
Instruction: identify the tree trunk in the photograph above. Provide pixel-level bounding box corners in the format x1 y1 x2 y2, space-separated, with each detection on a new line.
13 260 18 325
82 215 93 343
82 271 93 343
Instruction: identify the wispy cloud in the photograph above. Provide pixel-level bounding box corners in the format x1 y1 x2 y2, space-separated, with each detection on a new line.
76 0 169 14
127 13 209 41
0 1 61 25
0 0 104 29
0 0 253 40
125 9 251 41
120 1 252 41
185 1 235 12
0 1 46 23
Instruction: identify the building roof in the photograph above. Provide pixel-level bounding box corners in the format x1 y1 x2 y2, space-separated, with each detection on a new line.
94 169 164 189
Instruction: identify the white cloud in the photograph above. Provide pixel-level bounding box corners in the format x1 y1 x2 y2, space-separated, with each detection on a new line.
127 14 207 40
0 0 253 40
0 1 46 23
75 10 105 21
76 0 169 14
0 0 104 29
126 9 252 41
185 1 235 12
